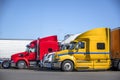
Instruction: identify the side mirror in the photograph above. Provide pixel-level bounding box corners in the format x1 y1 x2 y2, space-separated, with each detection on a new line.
75 44 79 50
26 44 30 47
68 52 74 55
75 44 80 50
29 50 32 53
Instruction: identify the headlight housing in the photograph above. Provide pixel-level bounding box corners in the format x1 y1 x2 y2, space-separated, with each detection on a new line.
18 54 24 57
54 54 60 62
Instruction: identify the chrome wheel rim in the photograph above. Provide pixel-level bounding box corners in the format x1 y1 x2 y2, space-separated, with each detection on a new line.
18 62 25 69
64 63 71 71
3 62 9 67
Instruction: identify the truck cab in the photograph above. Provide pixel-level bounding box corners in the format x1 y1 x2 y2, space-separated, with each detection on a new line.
10 40 37 68
52 28 111 71
2 35 60 69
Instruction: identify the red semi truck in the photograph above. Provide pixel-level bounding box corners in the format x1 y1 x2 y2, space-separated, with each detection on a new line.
2 35 60 69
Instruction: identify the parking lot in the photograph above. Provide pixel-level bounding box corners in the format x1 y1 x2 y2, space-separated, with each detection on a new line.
0 69 120 80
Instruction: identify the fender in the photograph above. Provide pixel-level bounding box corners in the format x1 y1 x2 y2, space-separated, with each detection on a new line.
59 55 77 67
14 57 30 66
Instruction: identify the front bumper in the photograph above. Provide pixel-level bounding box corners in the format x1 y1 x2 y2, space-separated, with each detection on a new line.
11 61 16 67
0 60 3 68
52 62 62 69
43 62 52 68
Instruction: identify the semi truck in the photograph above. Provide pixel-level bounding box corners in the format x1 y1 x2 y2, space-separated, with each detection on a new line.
42 34 80 68
0 39 32 68
50 27 120 71
2 35 60 69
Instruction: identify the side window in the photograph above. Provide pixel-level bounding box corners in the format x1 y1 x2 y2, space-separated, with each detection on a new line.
29 48 35 53
78 42 85 49
97 43 105 50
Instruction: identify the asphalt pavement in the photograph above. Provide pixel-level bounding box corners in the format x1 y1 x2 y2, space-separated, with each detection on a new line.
0 69 120 80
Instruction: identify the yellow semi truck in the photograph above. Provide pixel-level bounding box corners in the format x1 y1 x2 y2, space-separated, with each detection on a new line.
51 27 111 71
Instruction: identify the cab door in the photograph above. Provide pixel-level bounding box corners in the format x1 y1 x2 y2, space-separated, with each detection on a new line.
93 42 110 70
26 48 36 61
73 40 93 69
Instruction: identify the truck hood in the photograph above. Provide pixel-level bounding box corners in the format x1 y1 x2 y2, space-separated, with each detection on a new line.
55 50 69 56
11 52 28 60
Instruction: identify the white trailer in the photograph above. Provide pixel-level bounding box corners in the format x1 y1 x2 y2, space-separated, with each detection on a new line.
0 39 32 60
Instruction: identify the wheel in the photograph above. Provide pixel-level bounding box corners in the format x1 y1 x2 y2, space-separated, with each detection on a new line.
117 61 120 71
61 60 74 72
17 61 27 69
2 61 10 69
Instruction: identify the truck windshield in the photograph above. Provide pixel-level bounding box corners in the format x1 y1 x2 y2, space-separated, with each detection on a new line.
26 47 36 53
61 45 69 50
69 42 77 50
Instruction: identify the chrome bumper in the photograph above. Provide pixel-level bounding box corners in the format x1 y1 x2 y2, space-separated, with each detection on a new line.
11 62 16 67
52 62 61 69
43 62 52 68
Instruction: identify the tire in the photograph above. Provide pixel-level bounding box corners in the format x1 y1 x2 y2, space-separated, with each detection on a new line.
61 60 74 72
117 61 120 71
17 61 27 69
2 61 10 69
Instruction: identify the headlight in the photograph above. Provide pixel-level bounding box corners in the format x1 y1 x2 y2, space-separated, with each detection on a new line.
47 54 54 62
18 54 24 57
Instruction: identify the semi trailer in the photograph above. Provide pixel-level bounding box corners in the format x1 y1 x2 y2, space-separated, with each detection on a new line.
111 27 120 70
2 35 60 69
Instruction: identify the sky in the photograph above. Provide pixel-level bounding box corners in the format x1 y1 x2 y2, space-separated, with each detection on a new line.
0 0 120 40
